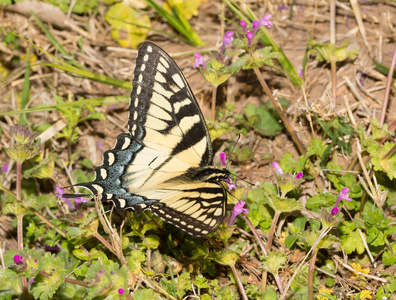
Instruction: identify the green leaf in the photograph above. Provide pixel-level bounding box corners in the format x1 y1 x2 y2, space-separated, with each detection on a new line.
382 243 396 266
138 234 160 250
243 103 284 136
31 252 68 300
127 250 146 274
340 229 365 254
369 141 396 180
133 288 159 300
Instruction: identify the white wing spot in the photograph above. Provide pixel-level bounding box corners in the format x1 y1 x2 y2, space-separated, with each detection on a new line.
174 98 192 114
121 137 131 150
194 228 202 232
117 199 126 208
158 64 167 73
105 194 113 200
143 54 149 61
180 221 187 226
133 111 138 120
147 45 152 52
134 97 139 107
138 74 143 82
131 124 137 135
155 72 167 83
201 230 208 235
137 85 142 95
107 152 115 165
160 57 169 68
172 74 185 88
141 64 146 71
92 184 104 194
100 168 107 179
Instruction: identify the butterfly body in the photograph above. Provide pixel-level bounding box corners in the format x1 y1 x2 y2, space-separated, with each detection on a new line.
67 42 229 237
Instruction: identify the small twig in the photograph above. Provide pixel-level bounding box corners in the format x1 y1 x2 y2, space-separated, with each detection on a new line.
333 256 387 283
355 138 381 205
379 47 396 126
253 67 323 191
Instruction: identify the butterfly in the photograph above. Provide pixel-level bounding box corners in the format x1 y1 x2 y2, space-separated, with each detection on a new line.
65 42 230 237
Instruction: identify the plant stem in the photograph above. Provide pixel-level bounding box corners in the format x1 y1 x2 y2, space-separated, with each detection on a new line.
93 232 117 256
230 264 248 300
211 85 217 123
266 212 280 252
379 49 396 126
308 249 318 300
252 67 323 191
16 162 29 298
241 212 267 257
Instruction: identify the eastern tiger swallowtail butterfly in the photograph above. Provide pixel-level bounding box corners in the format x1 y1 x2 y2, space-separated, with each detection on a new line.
64 42 230 237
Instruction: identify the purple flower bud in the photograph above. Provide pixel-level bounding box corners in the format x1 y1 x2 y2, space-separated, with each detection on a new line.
240 20 246 32
14 255 23 265
221 31 234 54
193 53 206 69
228 201 249 226
1 163 8 173
118 288 124 295
252 20 259 34
331 207 339 216
97 142 104 154
278 4 289 12
272 162 284 176
297 68 304 79
259 14 273 28
247 32 254 45
220 152 226 167
296 172 303 179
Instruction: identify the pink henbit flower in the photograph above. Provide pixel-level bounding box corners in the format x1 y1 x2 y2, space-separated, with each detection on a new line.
259 14 273 28
118 288 124 295
224 177 236 191
221 31 234 54
252 20 260 34
1 163 8 173
14 255 24 265
193 52 206 69
240 20 247 32
331 187 353 216
272 162 285 176
228 201 249 226
220 152 227 167
74 197 89 209
247 31 254 45
55 186 74 210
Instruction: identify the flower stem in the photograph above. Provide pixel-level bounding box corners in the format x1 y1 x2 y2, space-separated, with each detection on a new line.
16 162 28 298
230 264 248 300
308 248 318 300
266 211 280 252
241 212 267 256
252 67 323 191
211 85 217 123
